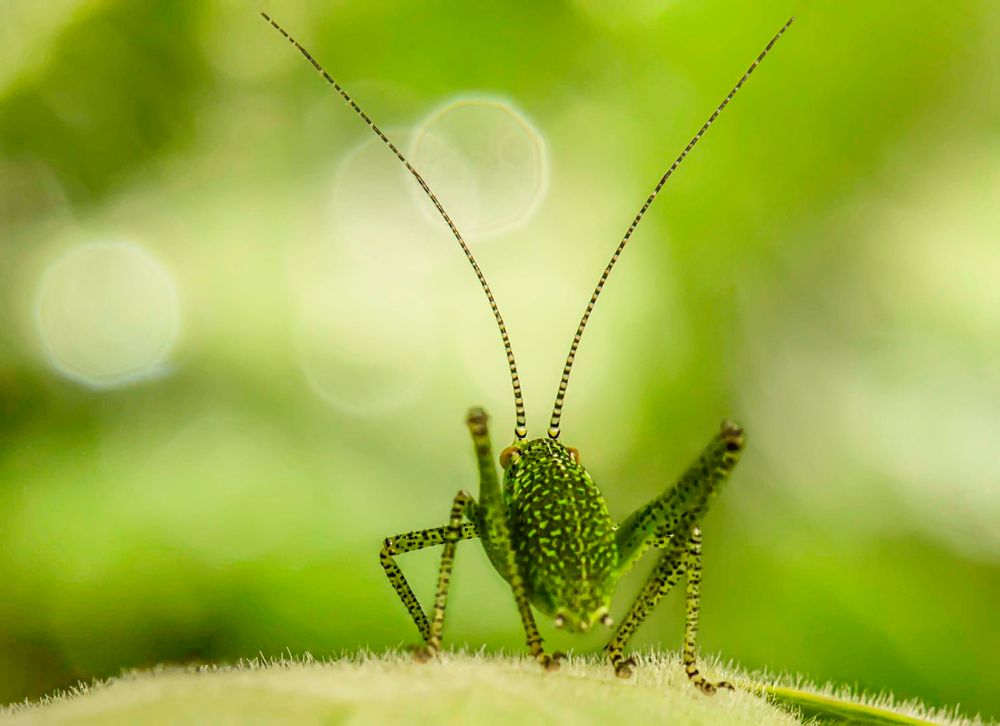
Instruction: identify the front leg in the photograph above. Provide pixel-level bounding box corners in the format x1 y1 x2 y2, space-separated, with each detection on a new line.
466 408 563 671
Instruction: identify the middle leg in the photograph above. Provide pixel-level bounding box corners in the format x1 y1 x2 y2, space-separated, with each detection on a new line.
422 490 476 658
379 491 478 657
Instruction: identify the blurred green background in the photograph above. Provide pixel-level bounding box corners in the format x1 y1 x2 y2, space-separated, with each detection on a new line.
1 0 997 719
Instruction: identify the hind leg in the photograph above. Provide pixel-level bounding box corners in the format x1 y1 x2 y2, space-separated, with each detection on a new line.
682 526 733 693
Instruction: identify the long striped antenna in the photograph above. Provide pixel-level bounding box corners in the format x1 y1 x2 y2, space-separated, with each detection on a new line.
261 12 529 440
547 16 794 440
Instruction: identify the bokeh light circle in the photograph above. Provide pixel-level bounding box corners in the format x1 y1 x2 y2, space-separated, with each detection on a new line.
34 241 180 388
332 134 475 273
410 97 548 239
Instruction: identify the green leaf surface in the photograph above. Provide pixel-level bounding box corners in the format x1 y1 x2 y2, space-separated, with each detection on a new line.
2 652 981 726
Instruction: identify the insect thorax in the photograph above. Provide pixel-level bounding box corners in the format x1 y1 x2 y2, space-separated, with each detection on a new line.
502 438 618 631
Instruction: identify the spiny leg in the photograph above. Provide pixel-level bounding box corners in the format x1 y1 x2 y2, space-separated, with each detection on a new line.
606 420 744 684
605 531 731 689
606 535 688 677
379 514 478 653
467 408 563 671
683 526 733 693
421 490 478 658
496 513 563 671
614 420 744 575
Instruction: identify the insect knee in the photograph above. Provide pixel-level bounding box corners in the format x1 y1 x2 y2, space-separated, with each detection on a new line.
466 407 489 435
719 420 744 452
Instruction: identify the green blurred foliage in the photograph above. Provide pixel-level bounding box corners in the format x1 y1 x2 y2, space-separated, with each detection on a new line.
1 0 997 720
0 1 210 215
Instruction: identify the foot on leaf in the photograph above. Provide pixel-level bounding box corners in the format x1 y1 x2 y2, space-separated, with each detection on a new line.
693 677 734 695
540 651 566 672
614 656 637 679
409 644 436 663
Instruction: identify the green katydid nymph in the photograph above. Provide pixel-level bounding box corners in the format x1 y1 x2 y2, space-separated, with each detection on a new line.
263 12 793 691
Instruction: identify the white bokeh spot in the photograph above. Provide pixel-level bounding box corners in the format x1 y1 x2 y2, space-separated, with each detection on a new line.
410 97 548 239
34 240 180 388
331 133 473 274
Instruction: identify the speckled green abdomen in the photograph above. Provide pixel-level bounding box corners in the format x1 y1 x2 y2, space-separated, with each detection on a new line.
504 438 618 631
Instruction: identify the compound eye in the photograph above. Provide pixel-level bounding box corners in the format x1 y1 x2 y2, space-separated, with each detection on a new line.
566 446 581 465
499 445 522 469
